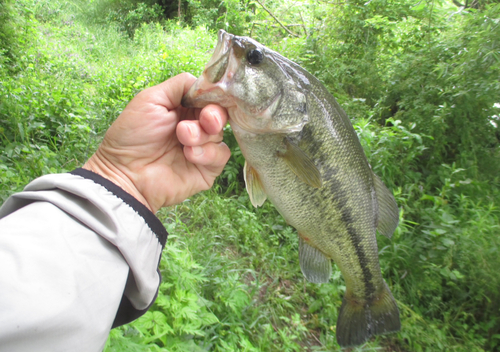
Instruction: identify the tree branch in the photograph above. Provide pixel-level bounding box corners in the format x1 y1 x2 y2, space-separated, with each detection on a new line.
253 22 305 29
317 0 347 4
299 11 307 37
254 0 300 37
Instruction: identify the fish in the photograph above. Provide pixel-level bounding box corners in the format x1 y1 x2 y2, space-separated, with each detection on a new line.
182 29 401 348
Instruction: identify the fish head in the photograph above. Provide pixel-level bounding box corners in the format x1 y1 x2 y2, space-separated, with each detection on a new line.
182 30 309 134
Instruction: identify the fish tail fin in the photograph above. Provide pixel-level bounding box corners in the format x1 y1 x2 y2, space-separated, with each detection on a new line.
336 282 400 348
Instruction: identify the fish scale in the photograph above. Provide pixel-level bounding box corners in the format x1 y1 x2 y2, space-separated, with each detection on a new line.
182 29 401 347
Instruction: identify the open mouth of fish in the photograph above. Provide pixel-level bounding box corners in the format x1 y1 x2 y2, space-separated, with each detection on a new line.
181 30 306 134
181 30 240 110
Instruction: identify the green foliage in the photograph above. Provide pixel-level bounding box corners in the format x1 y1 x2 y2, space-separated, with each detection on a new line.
105 2 165 37
182 0 253 35
106 193 340 350
0 0 214 201
0 0 18 63
2 0 500 351
311 1 500 183
376 4 500 178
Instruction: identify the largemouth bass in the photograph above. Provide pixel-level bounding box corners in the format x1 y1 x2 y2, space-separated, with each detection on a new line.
182 30 401 347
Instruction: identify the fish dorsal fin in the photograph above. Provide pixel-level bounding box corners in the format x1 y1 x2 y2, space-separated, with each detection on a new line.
299 235 331 283
373 173 399 238
279 139 322 188
244 161 267 208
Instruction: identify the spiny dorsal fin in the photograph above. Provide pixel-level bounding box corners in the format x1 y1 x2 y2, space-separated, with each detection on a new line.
373 173 399 238
279 139 322 188
244 161 267 208
298 235 331 283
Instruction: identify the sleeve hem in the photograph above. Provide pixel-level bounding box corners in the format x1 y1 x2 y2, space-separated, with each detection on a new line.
70 168 167 247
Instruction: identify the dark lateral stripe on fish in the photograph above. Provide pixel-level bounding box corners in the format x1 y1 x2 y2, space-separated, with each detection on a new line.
339 202 376 299
317 163 377 299
297 125 322 156
302 108 378 302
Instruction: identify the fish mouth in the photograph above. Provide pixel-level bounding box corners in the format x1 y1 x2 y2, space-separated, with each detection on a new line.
181 30 274 127
205 30 233 82
181 30 236 109
182 30 307 135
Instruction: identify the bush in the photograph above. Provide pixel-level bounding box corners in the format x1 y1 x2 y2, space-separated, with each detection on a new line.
0 0 21 65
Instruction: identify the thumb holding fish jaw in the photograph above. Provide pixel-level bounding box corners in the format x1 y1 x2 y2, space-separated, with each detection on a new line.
83 73 231 213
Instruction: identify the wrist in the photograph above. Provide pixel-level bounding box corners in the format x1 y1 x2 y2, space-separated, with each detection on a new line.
83 153 154 213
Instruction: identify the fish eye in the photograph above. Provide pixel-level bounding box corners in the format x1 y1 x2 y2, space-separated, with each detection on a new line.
246 49 264 65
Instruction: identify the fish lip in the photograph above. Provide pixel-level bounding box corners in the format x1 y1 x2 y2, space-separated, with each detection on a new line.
204 30 234 84
182 30 236 108
181 77 234 109
206 30 233 68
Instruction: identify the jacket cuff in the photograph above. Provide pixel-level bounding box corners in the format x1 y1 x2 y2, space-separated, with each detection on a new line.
70 168 167 247
69 168 168 327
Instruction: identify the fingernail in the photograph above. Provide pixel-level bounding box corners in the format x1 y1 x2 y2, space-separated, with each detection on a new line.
212 111 222 130
192 146 204 156
187 124 199 139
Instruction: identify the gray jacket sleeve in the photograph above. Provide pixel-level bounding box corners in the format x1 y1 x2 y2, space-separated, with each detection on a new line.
0 168 168 352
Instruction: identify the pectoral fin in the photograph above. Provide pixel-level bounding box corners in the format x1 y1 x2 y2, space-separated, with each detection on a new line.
244 161 267 208
373 173 399 238
279 139 322 188
299 235 331 283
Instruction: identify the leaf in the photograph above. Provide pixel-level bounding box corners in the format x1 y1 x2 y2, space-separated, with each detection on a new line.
307 300 322 314
151 311 167 326
200 312 219 325
441 238 455 247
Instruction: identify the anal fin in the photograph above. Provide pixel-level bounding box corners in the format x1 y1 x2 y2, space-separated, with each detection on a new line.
244 161 267 208
299 235 331 283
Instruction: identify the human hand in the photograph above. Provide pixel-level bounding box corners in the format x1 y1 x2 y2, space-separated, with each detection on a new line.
83 73 231 213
